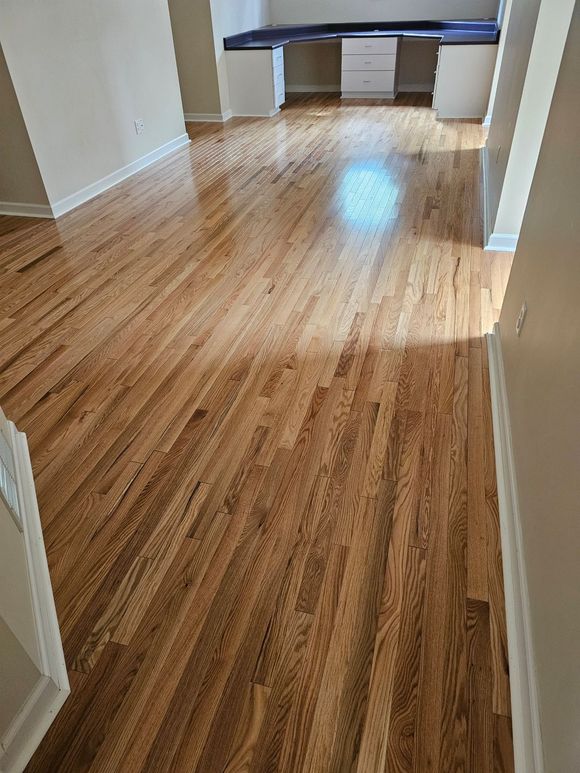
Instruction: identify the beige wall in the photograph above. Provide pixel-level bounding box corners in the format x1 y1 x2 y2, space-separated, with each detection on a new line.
0 44 48 206
498 6 580 771
284 42 341 90
284 37 437 92
398 38 439 91
270 0 499 24
0 0 186 206
211 0 270 113
486 0 574 238
168 0 222 116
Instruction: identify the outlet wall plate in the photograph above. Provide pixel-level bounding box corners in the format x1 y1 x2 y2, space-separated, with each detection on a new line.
134 118 145 135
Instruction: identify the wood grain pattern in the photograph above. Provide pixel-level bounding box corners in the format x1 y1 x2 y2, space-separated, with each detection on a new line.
0 93 514 772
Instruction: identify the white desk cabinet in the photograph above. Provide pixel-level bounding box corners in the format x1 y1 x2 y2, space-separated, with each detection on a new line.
341 36 400 98
433 44 497 119
227 48 285 117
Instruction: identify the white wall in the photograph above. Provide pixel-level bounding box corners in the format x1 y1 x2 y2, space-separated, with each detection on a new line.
0 0 186 207
497 6 580 770
270 0 499 24
0 45 48 207
485 0 574 240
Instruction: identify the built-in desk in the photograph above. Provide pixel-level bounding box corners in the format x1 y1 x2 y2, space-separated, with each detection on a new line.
224 20 499 119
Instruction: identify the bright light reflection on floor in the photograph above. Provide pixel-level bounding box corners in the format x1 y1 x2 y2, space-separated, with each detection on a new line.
337 163 399 227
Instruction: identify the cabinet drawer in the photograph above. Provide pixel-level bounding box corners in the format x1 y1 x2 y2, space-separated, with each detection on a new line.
275 84 285 107
341 54 397 72
341 70 395 93
274 77 286 95
342 37 398 55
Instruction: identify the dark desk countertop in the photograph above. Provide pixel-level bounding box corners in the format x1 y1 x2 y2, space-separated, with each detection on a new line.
224 20 499 50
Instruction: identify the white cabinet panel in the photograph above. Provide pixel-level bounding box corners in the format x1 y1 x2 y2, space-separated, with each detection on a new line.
227 49 285 116
342 70 396 93
341 54 397 72
433 44 498 118
342 37 398 55
341 36 399 98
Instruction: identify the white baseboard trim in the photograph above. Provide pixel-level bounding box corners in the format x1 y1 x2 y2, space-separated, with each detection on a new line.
0 202 53 219
437 111 486 119
482 145 492 247
232 108 281 118
485 232 518 252
285 84 340 93
0 423 70 773
398 82 434 92
184 110 233 123
486 325 544 773
50 133 190 218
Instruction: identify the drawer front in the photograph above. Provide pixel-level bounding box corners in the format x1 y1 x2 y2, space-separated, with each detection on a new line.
341 54 397 72
274 85 285 107
273 48 285 108
342 36 398 55
341 70 395 93
274 70 285 107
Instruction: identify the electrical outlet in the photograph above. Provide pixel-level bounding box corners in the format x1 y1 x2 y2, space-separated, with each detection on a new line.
134 118 145 135
516 301 527 337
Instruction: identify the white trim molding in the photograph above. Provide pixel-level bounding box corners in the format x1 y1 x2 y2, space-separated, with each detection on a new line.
0 202 53 219
485 232 518 252
0 421 70 773
482 113 492 127
232 108 281 118
486 325 544 773
50 133 190 218
184 110 233 123
481 146 518 252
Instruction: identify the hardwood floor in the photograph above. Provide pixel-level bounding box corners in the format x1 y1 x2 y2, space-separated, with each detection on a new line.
0 93 514 772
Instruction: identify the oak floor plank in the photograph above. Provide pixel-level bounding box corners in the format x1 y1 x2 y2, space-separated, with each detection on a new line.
385 545 427 772
0 93 515 773
467 598 494 773
439 355 470 771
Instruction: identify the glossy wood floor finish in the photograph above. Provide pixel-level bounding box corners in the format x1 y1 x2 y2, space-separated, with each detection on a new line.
1 93 514 772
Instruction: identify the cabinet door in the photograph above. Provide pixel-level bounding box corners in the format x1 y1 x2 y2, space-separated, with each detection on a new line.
433 44 498 118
